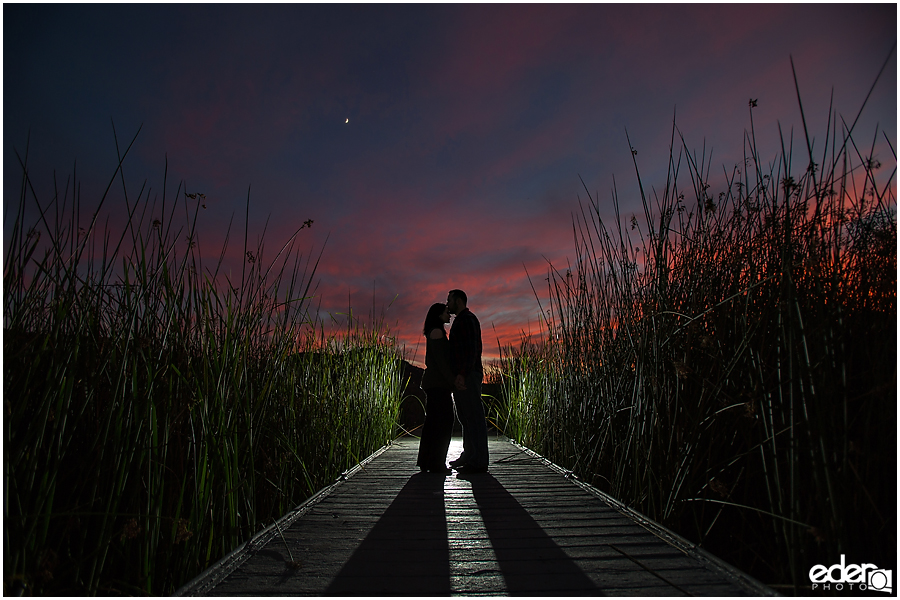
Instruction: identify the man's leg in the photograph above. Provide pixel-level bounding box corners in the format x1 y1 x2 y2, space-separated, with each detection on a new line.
450 392 471 466
464 373 489 469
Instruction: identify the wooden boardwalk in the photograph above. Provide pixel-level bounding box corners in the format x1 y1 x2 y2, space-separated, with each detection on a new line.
176 434 775 596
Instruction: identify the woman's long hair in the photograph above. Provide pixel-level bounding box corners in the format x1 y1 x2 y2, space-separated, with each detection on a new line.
423 303 447 337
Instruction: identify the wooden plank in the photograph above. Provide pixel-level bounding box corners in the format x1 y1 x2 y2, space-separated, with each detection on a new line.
176 434 775 596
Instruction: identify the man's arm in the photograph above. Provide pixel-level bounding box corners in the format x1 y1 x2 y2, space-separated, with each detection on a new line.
450 312 472 376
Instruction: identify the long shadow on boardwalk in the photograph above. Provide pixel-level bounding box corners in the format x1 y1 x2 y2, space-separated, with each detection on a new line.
465 472 599 595
178 437 773 596
325 472 450 595
325 471 598 595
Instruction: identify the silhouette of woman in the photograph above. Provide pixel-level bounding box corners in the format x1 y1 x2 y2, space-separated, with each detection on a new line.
416 302 456 474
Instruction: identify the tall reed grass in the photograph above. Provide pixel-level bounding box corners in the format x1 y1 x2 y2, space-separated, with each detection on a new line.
497 65 896 590
4 133 403 595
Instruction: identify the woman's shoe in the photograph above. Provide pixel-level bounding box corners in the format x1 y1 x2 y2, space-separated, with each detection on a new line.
420 465 452 474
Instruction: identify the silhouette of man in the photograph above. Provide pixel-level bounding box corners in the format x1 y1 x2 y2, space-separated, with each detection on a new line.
446 289 488 473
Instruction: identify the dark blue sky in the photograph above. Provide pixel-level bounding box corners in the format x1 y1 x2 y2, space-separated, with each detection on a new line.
5 3 896 363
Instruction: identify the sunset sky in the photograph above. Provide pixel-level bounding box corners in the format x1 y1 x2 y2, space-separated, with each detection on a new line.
4 3 896 365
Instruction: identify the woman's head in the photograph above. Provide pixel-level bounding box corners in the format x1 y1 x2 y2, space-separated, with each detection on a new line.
423 302 450 336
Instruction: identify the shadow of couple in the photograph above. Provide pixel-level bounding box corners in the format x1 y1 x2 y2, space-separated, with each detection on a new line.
324 470 599 595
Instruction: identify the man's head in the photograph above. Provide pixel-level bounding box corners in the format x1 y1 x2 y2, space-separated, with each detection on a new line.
446 289 467 315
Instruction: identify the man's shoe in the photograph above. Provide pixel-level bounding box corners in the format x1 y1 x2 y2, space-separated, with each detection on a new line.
456 464 488 474
448 456 467 468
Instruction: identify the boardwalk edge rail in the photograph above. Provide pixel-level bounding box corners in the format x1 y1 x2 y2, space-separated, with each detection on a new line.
173 440 394 596
506 437 779 597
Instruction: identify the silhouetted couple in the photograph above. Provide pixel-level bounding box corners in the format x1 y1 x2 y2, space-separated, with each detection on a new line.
416 289 489 475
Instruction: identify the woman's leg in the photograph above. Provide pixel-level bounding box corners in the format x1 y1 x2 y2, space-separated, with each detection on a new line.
417 388 447 470
433 388 454 467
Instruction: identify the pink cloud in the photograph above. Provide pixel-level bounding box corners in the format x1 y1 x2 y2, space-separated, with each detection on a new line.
304 188 575 364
